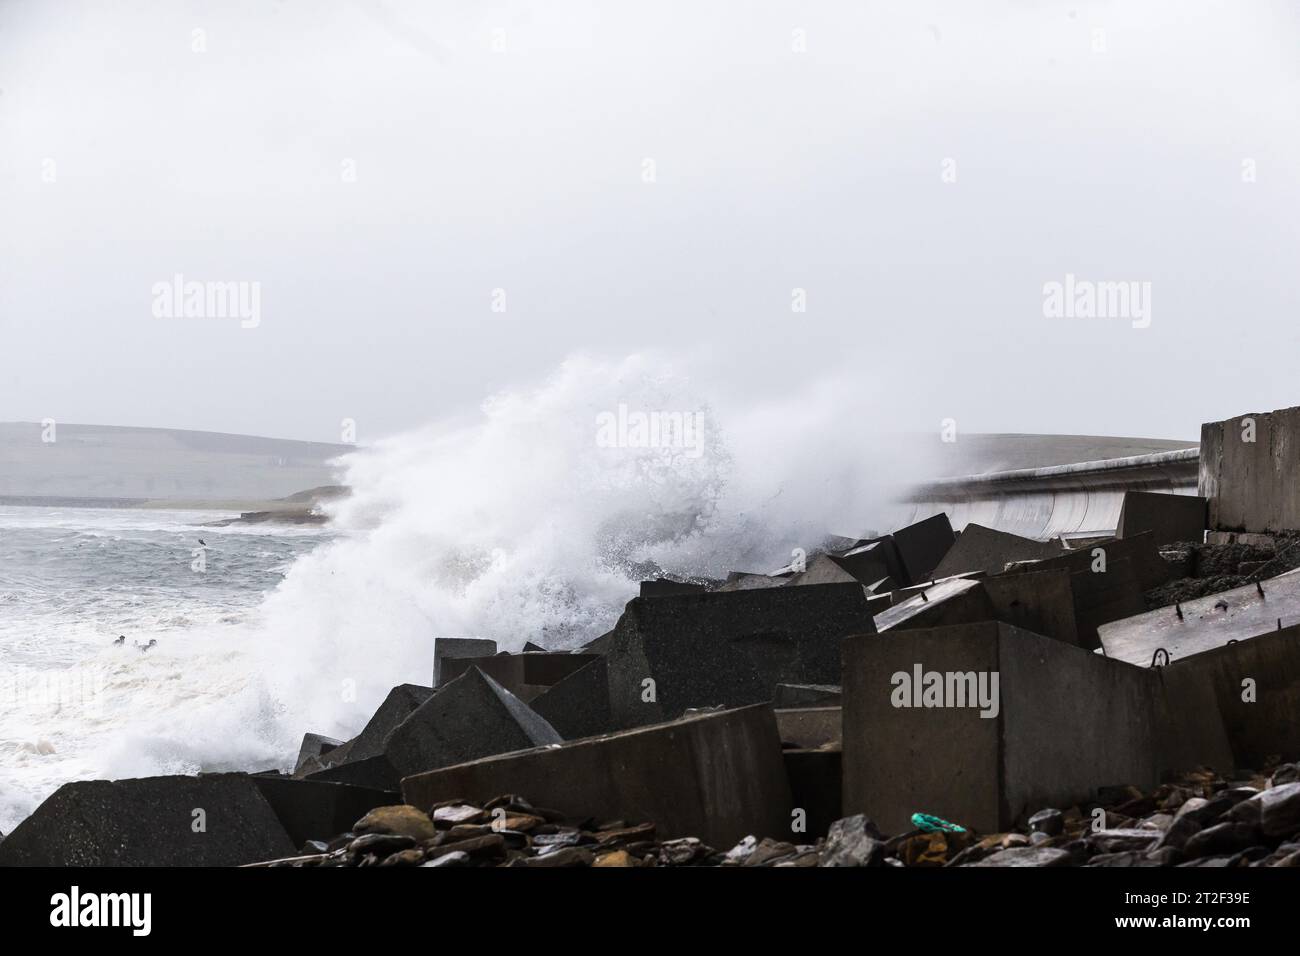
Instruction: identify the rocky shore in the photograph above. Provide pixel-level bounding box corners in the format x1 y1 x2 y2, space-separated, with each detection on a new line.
247 765 1300 868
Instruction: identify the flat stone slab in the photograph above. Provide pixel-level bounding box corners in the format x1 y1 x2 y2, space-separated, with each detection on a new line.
873 577 993 633
0 773 296 866
1099 567 1300 666
401 704 792 850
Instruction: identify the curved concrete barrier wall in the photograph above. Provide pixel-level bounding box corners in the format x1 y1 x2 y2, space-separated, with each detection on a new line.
899 447 1199 541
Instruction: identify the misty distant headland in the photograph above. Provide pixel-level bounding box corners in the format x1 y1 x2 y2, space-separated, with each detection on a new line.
0 422 349 512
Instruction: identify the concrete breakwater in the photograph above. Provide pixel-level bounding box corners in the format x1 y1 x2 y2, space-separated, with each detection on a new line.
3 404 1300 869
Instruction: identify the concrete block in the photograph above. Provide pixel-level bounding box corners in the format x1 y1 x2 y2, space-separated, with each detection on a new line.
639 579 710 598
1098 567 1300 666
1160 624 1300 768
385 667 563 778
846 537 908 588
773 683 841 708
983 568 1081 648
1200 405 1300 533
892 512 956 585
304 754 402 791
873 577 996 633
842 622 1160 834
434 638 498 686
1116 491 1207 545
717 571 788 591
785 749 842 839
251 775 397 848
785 553 860 587
601 582 878 728
530 657 613 740
438 652 599 702
401 704 793 849
0 773 296 866
294 732 343 774
347 683 437 761
931 524 1065 579
775 706 841 749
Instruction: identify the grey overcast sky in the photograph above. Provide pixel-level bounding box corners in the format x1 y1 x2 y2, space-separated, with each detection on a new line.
1 1 1297 444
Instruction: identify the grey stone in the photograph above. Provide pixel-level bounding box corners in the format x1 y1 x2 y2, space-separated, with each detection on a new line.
1227 782 1300 838
968 847 1073 867
820 815 885 867
1028 808 1064 837
1182 822 1263 859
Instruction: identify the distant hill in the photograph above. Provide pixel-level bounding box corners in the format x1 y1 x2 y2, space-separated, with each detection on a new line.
0 422 352 507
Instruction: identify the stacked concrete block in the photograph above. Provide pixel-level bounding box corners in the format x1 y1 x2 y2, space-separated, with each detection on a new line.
401 704 792 850
842 622 1161 834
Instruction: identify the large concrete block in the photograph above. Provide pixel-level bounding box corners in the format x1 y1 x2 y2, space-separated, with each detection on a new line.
0 773 296 866
601 582 878 728
1098 567 1300 666
529 656 613 740
931 524 1064 579
401 704 793 849
251 775 397 848
982 568 1081 648
892 512 956 585
785 553 861 587
294 732 343 774
434 638 498 686
344 683 437 763
842 622 1160 834
1200 405 1300 533
438 652 599 702
1160 624 1300 768
639 579 710 598
385 667 562 779
1116 491 1207 545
